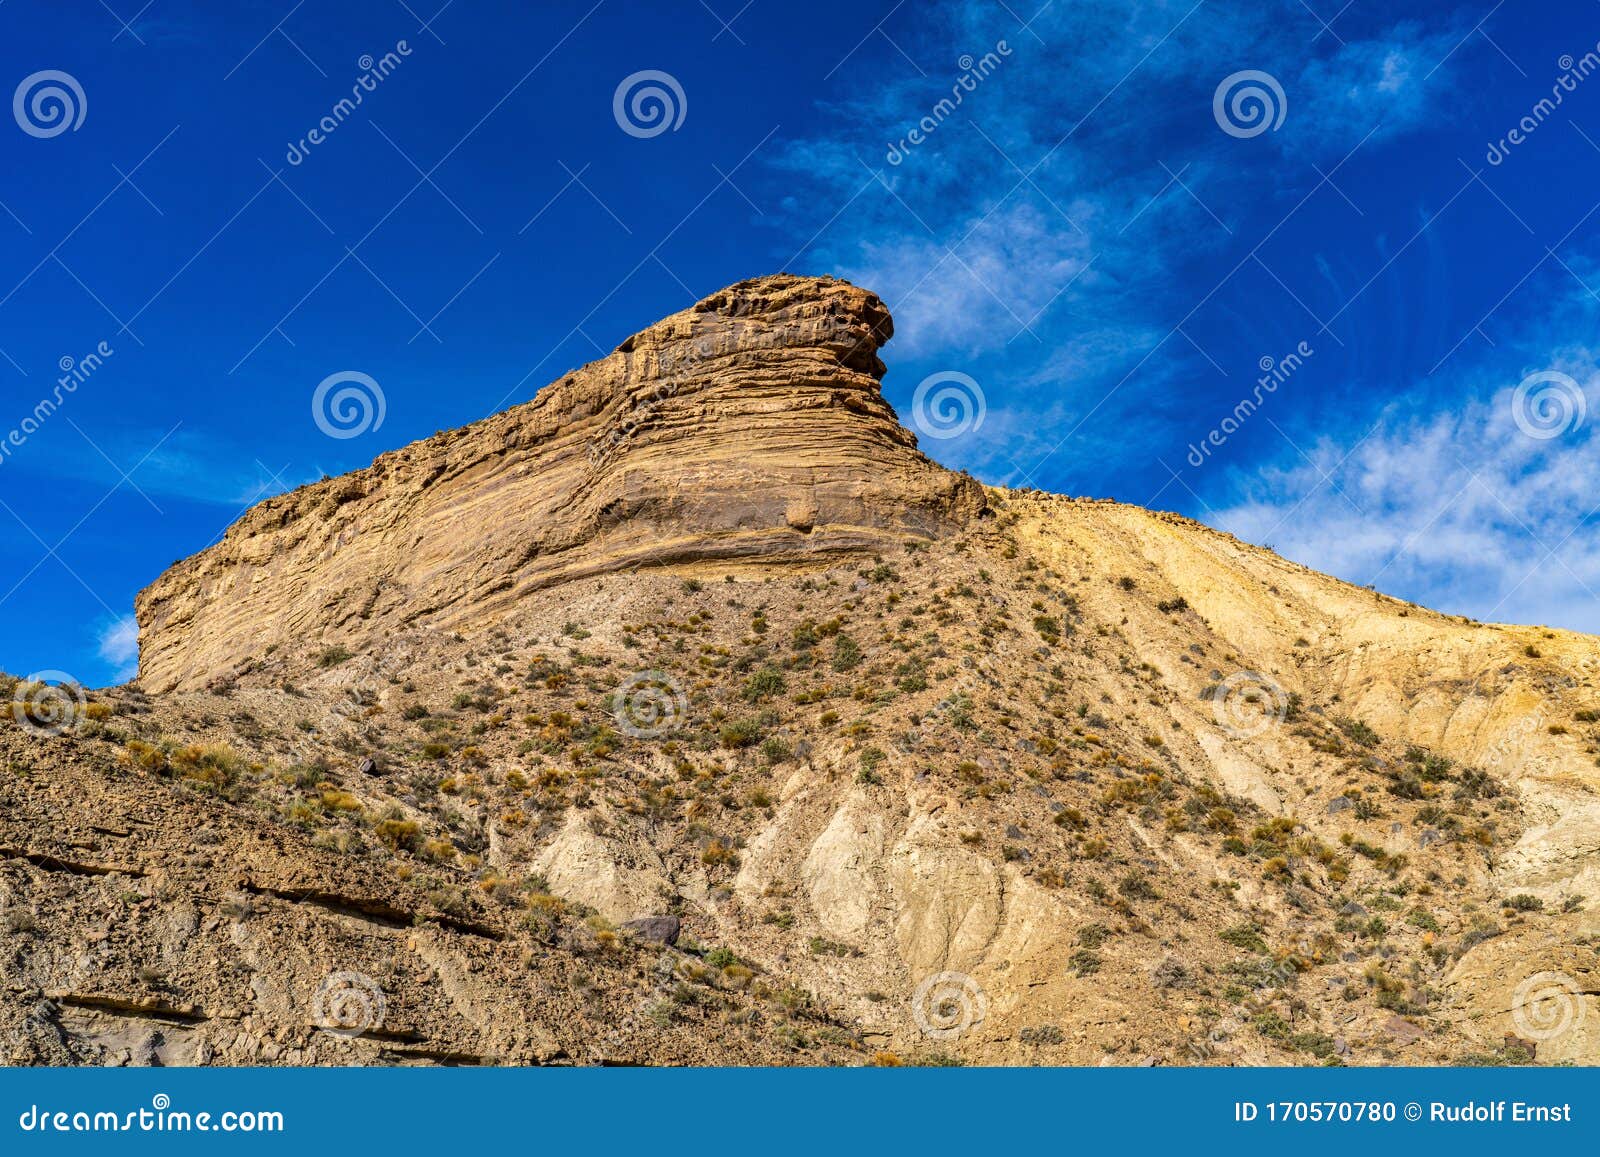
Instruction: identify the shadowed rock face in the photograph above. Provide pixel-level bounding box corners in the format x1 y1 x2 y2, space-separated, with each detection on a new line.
135 275 987 693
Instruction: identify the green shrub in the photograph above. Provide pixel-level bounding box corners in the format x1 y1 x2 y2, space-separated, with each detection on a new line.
831 636 862 672
742 667 786 702
718 718 762 749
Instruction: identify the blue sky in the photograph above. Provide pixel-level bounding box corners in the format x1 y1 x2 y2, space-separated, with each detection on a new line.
3 0 1600 686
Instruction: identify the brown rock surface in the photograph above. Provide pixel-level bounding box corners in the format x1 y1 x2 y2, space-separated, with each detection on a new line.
135 275 985 693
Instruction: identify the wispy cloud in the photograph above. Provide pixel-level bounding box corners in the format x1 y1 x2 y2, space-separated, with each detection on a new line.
764 0 1469 485
1208 342 1600 630
1290 25 1466 155
3 423 307 507
760 0 1600 634
96 615 139 683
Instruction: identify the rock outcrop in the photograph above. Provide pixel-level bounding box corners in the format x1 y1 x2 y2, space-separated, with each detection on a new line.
135 275 985 692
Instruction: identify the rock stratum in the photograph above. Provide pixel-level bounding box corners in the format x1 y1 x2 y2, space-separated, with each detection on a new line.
135 276 984 694
3 274 1599 1067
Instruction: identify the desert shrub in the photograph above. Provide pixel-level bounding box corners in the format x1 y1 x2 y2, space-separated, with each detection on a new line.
742 667 786 702
719 718 762 749
375 819 421 851
1219 922 1267 952
831 636 862 672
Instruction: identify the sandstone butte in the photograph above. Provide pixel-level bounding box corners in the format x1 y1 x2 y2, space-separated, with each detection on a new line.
134 276 985 694
1 273 1596 1067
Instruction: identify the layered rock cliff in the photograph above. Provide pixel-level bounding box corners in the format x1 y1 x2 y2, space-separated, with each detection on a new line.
135 276 986 693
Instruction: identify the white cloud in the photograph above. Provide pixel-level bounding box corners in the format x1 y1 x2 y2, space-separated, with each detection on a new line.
765 0 1469 488
96 615 139 683
1 423 306 508
764 0 1600 633
836 199 1094 359
1207 352 1600 630
1291 25 1465 155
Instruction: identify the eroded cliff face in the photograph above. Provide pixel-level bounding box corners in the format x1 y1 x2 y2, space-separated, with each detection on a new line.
135 275 985 693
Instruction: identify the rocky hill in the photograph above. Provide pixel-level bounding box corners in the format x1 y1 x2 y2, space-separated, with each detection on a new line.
3 275 1597 1066
135 276 983 694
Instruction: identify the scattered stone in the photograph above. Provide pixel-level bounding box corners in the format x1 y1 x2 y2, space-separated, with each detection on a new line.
620 916 680 946
1504 1033 1537 1059
1382 1015 1425 1045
